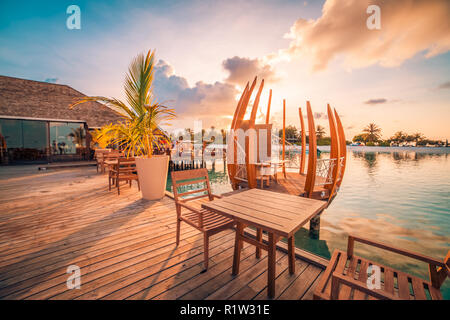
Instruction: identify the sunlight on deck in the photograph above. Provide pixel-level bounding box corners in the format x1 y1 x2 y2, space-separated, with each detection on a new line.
0 166 324 300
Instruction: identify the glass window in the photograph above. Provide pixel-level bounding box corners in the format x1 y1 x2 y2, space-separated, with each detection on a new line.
0 119 23 149
50 122 85 155
0 119 48 162
22 120 48 150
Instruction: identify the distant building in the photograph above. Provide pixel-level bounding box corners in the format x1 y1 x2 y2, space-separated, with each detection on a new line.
0 75 123 164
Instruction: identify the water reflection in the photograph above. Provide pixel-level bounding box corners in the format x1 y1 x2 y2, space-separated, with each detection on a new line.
293 228 331 260
352 152 378 171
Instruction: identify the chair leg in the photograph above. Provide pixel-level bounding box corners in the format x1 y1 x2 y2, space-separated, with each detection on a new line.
137 179 140 191
117 180 120 195
256 228 262 258
109 175 111 191
288 235 295 274
176 218 181 246
203 233 209 270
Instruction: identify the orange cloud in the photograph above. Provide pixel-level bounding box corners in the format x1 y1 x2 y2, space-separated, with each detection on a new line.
222 56 277 85
283 0 450 71
153 60 238 128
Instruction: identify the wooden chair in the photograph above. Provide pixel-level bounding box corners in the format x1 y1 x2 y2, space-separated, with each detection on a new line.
171 168 236 270
314 235 450 300
109 157 139 195
94 149 110 173
255 163 271 189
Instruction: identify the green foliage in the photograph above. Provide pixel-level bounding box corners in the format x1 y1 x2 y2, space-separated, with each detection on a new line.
317 137 331 146
353 134 368 142
278 125 299 143
316 125 326 139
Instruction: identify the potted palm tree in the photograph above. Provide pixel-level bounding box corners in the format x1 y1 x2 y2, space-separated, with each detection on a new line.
71 50 175 200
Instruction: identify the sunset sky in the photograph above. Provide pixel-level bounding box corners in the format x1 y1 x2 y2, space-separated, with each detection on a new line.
1 0 449 140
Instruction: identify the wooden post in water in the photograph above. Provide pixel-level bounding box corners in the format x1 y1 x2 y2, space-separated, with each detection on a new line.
282 99 286 178
309 214 321 239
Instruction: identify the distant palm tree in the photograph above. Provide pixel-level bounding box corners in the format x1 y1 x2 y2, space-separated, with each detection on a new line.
362 123 382 142
68 127 85 146
410 132 425 143
316 125 326 140
390 131 407 143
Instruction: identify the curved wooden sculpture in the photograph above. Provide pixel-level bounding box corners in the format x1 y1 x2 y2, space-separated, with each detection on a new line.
334 109 347 189
298 107 306 175
228 77 257 189
227 78 347 204
303 102 345 202
304 101 318 198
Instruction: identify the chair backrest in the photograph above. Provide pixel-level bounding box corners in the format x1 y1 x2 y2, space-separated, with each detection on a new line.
105 150 122 160
115 157 136 175
304 101 317 198
97 152 105 162
171 168 213 203
95 149 110 161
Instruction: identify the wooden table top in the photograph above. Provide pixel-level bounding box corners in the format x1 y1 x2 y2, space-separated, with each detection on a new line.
201 188 327 238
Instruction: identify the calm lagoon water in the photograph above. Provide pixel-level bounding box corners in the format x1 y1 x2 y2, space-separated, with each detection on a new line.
167 146 450 299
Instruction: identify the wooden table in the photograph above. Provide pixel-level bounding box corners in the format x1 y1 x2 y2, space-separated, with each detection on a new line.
201 188 327 298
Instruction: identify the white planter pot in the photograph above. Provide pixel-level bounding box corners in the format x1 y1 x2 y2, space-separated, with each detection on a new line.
135 155 169 200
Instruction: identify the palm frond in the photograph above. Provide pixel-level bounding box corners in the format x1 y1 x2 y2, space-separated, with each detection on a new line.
70 49 176 157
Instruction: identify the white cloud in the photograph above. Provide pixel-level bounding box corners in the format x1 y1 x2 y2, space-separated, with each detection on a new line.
282 0 450 71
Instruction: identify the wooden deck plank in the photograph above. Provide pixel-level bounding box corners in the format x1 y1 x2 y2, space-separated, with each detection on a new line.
0 166 326 300
253 255 309 300
103 237 244 300
277 264 322 300
206 253 286 300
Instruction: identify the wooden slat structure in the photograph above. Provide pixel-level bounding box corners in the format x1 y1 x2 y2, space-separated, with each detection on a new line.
314 235 449 300
0 166 324 300
226 78 348 205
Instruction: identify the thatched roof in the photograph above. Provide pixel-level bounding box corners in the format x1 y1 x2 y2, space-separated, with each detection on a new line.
0 75 124 128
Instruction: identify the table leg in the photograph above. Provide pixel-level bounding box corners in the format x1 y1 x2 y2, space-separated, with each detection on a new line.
256 228 262 258
288 235 295 274
232 222 244 276
267 232 277 298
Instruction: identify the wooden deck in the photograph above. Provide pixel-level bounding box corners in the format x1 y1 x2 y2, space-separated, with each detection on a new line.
0 166 326 300
260 171 327 197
